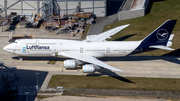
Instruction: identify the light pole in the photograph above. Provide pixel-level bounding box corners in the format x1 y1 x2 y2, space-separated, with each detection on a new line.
35 72 39 92
25 92 29 101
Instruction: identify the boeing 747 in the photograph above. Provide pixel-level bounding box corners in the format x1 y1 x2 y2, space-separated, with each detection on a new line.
3 20 177 73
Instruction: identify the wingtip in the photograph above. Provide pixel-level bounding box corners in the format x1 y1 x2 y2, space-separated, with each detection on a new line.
125 24 130 27
117 24 130 28
121 24 130 27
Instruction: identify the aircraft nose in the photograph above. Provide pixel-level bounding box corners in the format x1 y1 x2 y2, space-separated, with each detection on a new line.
3 46 6 51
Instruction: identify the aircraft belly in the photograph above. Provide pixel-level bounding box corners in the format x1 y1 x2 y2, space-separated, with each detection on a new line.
18 53 52 56
103 50 134 57
19 54 52 56
16 50 53 56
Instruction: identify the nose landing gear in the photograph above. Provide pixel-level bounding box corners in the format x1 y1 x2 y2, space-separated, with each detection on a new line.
19 56 26 61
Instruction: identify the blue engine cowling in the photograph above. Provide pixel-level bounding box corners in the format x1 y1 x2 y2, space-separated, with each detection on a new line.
82 64 97 73
63 60 77 68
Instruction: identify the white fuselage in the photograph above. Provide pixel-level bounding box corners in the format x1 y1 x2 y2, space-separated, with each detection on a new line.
4 39 141 58
3 20 176 73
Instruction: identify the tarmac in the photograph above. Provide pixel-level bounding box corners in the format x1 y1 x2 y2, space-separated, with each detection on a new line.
1 21 180 101
1 55 180 91
40 96 162 101
87 14 118 35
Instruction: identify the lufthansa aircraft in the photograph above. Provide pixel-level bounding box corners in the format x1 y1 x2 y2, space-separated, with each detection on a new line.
3 20 177 73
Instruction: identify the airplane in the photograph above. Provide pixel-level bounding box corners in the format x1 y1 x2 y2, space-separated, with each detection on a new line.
3 20 177 73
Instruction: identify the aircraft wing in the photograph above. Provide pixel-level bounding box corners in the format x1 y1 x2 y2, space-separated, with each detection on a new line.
83 24 130 42
59 52 123 72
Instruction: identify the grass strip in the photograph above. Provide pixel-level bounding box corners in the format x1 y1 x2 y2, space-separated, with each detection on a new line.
48 75 180 91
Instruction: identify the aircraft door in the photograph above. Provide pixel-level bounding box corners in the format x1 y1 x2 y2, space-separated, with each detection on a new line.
36 40 39 45
80 47 83 53
106 47 110 53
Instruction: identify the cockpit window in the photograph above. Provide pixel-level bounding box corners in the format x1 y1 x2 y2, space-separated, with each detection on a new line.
13 40 19 43
12 41 17 43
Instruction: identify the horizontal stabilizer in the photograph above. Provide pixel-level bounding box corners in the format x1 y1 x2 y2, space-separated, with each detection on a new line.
149 45 175 50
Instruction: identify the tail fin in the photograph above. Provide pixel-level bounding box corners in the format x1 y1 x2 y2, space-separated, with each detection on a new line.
142 20 177 44
130 20 177 55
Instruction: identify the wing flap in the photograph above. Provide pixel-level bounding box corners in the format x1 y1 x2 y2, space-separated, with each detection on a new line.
59 52 123 72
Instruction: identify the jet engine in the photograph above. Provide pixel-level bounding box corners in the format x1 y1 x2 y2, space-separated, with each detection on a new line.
63 59 82 68
82 64 99 73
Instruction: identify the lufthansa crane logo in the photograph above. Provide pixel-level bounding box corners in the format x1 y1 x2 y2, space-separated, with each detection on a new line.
22 47 26 53
156 29 169 40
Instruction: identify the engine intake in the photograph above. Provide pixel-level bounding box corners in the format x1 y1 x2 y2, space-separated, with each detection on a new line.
63 59 77 68
63 59 82 68
82 64 99 73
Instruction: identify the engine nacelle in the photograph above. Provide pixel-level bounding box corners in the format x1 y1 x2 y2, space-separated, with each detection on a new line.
82 64 98 73
63 59 83 68
63 59 77 68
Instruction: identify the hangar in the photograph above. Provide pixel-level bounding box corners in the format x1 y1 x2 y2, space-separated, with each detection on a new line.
0 0 150 19
0 0 107 17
